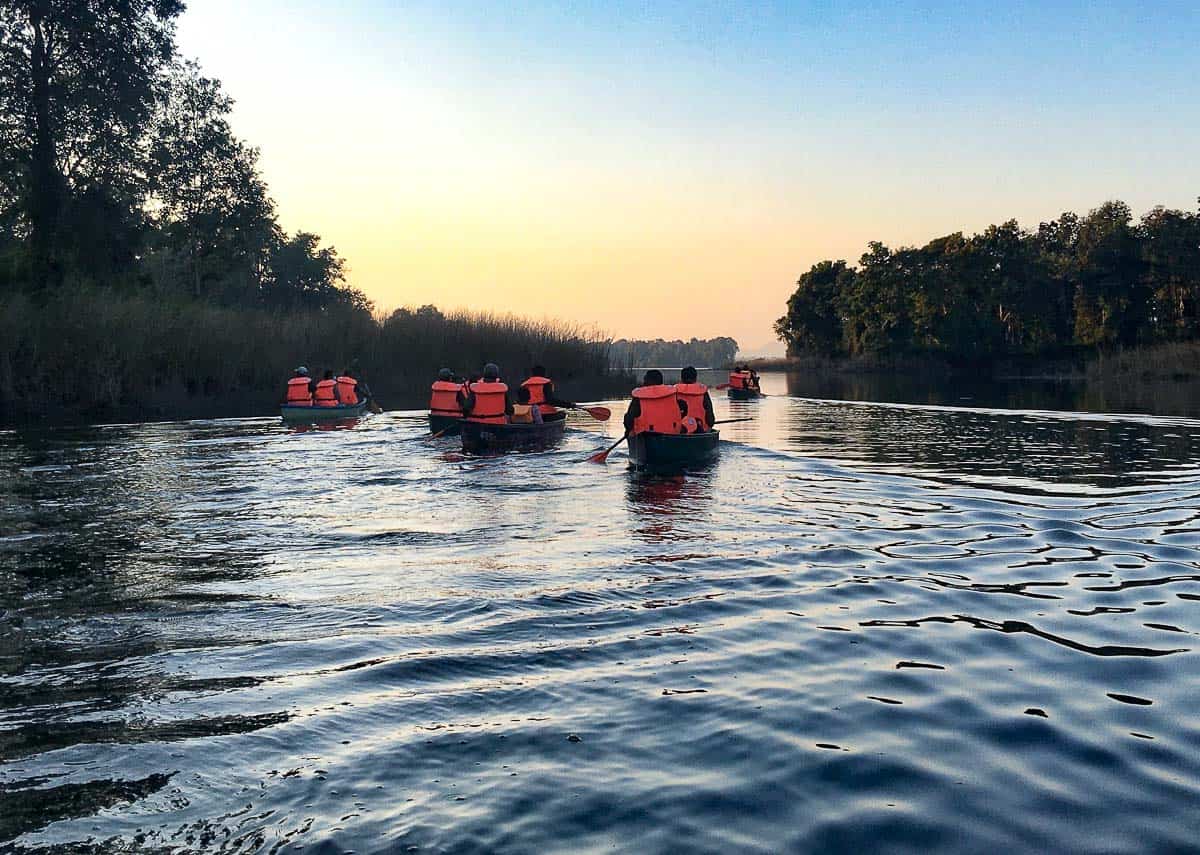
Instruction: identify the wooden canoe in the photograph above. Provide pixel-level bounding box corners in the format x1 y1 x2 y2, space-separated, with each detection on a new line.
280 401 369 422
628 430 720 470
461 414 567 454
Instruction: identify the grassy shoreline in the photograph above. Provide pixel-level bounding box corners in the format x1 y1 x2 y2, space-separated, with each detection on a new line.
741 342 1200 385
0 291 634 427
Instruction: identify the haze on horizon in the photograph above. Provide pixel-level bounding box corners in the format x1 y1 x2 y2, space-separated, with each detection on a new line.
177 1 1200 352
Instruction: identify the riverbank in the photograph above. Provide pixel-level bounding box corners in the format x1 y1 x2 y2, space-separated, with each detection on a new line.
0 290 634 426
743 342 1200 384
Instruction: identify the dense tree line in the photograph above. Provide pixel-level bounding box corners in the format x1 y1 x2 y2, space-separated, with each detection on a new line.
609 337 739 369
775 201 1200 360
0 1 361 310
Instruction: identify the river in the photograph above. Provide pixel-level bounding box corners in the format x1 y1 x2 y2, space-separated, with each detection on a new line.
3 373 1199 853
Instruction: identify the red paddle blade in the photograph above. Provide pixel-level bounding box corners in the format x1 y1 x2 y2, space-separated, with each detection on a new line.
585 406 612 421
586 448 611 464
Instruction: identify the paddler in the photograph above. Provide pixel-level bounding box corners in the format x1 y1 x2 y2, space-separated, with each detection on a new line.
335 368 360 405
429 368 464 420
459 363 513 424
675 366 715 433
313 369 339 407
282 365 315 407
521 365 574 421
622 369 684 435
511 386 544 424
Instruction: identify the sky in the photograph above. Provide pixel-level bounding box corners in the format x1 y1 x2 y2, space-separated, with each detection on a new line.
176 1 1200 353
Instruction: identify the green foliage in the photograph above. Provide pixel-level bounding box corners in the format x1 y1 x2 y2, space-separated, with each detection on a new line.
776 199 1200 359
608 337 739 369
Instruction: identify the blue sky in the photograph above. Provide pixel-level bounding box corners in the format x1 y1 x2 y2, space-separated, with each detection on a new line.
178 1 1200 349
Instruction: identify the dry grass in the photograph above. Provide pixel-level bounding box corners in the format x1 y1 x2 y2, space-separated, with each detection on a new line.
0 291 627 423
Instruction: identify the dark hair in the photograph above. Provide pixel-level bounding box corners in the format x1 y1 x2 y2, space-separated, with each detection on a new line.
680 366 697 382
532 364 546 377
516 386 531 403
323 369 334 379
642 369 664 385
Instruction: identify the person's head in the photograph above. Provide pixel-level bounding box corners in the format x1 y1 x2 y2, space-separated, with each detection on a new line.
642 369 664 386
295 365 309 377
483 363 500 381
516 386 531 403
680 366 697 383
323 369 334 380
437 367 453 381
532 364 546 377
469 373 482 384
350 358 362 376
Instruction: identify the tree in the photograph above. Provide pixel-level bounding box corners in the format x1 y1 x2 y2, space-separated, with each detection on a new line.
774 260 852 355
0 0 185 291
146 62 276 301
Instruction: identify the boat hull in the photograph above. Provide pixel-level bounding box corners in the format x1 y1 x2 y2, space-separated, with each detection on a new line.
429 414 463 436
726 387 763 401
461 415 566 454
280 402 369 422
628 430 720 470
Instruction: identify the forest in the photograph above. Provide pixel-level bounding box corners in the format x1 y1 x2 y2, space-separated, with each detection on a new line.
775 200 1200 362
609 337 740 370
0 2 623 422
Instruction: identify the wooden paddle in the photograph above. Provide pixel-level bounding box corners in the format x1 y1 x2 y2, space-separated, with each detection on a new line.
587 431 629 464
569 404 611 421
711 417 754 426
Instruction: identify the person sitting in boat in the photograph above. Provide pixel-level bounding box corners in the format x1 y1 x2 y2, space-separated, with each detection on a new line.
459 363 513 424
283 366 315 407
521 365 574 421
675 366 715 433
747 368 761 392
429 368 464 419
313 369 339 407
511 386 544 424
728 366 749 390
623 369 684 435
347 359 373 406
335 368 360 406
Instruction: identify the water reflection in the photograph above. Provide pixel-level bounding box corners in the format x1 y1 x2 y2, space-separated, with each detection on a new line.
3 402 1200 853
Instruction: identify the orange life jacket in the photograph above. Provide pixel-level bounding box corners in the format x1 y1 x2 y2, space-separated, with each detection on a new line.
729 371 748 390
521 376 557 415
314 379 338 407
467 380 508 424
286 376 313 406
335 375 359 405
674 382 709 432
631 385 680 435
429 380 463 416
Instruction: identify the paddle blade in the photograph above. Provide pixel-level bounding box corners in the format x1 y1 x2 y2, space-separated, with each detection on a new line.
586 448 612 464
584 406 611 421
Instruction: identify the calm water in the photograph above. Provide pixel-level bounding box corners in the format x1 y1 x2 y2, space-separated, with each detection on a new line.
3 375 1200 853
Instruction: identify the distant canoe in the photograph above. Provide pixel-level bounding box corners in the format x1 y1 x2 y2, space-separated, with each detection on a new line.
628 430 720 470
280 402 369 422
461 415 566 454
429 414 464 436
727 387 764 401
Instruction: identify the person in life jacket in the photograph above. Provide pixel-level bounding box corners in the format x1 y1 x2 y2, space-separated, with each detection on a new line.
510 386 544 425
313 369 339 407
347 359 373 405
729 365 754 390
520 364 574 421
675 366 716 433
429 368 464 418
335 369 359 405
458 363 513 424
623 369 686 435
283 365 315 406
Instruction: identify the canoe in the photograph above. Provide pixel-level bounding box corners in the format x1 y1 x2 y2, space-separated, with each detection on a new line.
628 430 720 470
429 414 463 436
727 387 764 401
461 414 567 454
280 401 369 422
